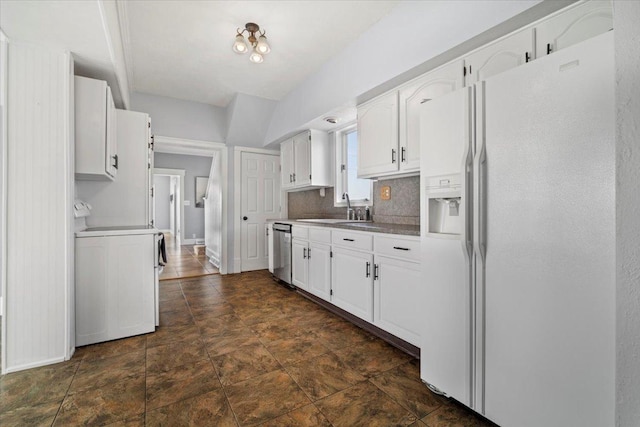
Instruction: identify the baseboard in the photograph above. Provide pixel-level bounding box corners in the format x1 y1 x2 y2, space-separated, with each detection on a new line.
233 257 242 274
182 238 197 245
158 229 171 233
206 248 220 268
4 355 67 374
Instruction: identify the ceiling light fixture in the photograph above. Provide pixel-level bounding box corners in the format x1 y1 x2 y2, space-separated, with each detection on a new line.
233 22 270 63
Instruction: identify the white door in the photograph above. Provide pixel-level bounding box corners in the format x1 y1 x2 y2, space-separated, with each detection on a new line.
291 239 308 290
241 152 280 271
357 91 399 177
480 33 614 427
331 247 374 322
464 28 533 86
399 60 464 173
535 0 612 58
373 256 422 346
308 242 331 301
281 139 294 189
293 132 311 187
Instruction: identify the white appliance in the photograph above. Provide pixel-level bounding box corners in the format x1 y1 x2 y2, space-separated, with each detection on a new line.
419 32 614 427
74 201 160 346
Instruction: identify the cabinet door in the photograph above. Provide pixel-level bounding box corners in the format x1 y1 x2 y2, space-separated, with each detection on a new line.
399 60 464 173
464 28 534 86
293 132 311 187
308 242 331 301
535 0 612 58
357 91 399 177
373 256 422 346
75 237 109 346
281 139 294 189
331 247 373 322
292 239 308 290
107 234 155 339
106 86 117 178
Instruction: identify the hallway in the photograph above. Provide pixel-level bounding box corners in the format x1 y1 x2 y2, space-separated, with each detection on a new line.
159 234 219 281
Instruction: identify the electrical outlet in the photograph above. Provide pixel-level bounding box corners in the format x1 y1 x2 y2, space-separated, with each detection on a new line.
380 186 391 200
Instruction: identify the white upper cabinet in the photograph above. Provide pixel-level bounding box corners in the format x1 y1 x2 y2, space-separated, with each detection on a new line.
535 0 613 58
357 91 399 178
464 28 534 86
75 76 118 181
280 130 331 191
398 60 465 173
281 138 295 190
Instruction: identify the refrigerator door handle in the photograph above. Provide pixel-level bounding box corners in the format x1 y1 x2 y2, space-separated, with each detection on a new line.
474 82 487 263
461 86 474 260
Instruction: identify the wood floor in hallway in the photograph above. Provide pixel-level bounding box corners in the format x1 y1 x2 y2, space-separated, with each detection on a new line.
159 233 219 281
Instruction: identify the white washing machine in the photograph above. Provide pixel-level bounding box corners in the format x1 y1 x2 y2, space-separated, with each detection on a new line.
74 201 160 346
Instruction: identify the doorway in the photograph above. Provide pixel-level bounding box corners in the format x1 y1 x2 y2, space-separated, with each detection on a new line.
153 169 184 246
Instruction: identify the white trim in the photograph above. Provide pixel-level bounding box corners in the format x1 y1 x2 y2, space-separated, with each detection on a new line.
115 0 135 93
0 296 2 316
154 135 225 156
206 247 220 269
4 356 68 374
333 123 373 207
97 0 130 109
182 238 199 245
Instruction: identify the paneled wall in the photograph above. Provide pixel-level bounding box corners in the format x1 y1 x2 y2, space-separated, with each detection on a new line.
3 42 74 372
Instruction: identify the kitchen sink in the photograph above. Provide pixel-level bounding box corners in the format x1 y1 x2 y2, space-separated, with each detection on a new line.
296 219 371 224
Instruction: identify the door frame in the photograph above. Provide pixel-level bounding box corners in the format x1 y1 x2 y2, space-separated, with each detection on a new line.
233 146 283 274
154 136 228 275
152 169 184 241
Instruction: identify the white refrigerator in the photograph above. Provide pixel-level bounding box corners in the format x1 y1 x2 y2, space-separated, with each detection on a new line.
419 32 615 427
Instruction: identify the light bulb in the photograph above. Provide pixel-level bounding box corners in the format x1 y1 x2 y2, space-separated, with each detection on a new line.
249 48 264 63
232 34 248 54
256 35 270 54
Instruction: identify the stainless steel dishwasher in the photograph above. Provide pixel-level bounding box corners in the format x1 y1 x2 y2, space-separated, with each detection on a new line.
272 222 293 286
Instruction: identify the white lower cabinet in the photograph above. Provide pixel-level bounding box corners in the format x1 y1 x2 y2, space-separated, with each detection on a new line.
308 242 332 301
373 255 422 346
75 234 155 346
331 247 374 322
292 238 309 290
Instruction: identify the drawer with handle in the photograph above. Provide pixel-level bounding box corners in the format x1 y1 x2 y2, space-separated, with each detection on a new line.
374 234 420 262
332 230 373 252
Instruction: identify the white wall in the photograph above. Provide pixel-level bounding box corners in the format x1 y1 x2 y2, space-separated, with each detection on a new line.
226 93 277 146
614 1 640 424
3 42 74 372
263 0 543 144
131 92 226 142
154 153 212 240
153 175 170 230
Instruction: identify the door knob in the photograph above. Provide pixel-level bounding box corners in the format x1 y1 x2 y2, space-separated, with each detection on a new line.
243 216 248 221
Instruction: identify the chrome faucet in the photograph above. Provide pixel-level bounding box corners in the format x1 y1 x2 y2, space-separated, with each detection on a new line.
343 193 354 220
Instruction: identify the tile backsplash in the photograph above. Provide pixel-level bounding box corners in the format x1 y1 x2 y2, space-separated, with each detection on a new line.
287 175 420 225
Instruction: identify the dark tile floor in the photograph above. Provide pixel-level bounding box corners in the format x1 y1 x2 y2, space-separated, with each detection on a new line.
0 270 495 426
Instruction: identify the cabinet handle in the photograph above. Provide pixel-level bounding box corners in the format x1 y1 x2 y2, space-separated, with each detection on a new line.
391 149 396 163
374 264 379 280
307 247 311 259
366 262 371 278
525 52 531 63
112 154 118 170
343 238 355 242
547 43 552 55
303 247 307 259
401 147 406 163
293 173 296 182
289 174 293 183
393 246 410 251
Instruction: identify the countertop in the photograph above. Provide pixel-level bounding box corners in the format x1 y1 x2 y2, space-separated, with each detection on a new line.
268 219 420 237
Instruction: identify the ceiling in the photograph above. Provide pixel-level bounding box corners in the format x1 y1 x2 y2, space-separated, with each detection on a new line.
1 0 399 108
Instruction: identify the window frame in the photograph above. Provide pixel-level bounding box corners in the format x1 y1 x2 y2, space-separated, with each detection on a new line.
333 123 373 208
